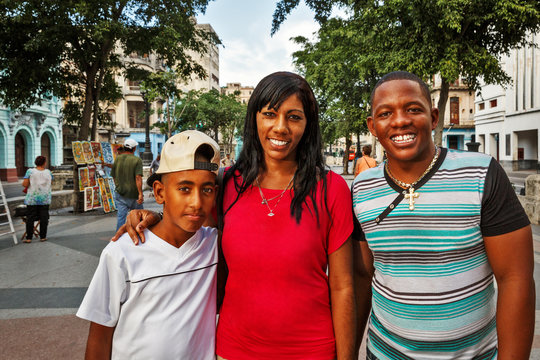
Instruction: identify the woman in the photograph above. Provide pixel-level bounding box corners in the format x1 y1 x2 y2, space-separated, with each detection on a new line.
353 145 377 177
22 155 52 243
118 72 356 359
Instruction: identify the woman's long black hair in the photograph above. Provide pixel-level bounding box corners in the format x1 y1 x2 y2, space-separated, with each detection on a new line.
217 72 328 228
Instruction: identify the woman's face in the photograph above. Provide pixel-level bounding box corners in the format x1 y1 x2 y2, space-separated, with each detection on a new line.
256 94 307 164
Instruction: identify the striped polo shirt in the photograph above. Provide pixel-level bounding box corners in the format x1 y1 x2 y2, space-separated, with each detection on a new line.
352 148 529 359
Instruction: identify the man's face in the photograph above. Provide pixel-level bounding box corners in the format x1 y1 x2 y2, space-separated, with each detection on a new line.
154 170 216 240
367 79 438 166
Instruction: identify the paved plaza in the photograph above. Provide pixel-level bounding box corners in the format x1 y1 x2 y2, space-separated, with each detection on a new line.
1 172 540 358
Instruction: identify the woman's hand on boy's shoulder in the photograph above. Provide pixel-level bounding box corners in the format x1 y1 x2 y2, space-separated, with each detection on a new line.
110 210 161 245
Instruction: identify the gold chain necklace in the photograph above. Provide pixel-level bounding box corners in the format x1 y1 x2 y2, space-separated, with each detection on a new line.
255 175 294 217
385 146 440 211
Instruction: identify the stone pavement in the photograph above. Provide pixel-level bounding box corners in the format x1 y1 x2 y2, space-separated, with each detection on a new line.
1 180 540 359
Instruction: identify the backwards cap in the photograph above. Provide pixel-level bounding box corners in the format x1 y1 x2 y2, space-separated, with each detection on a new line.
147 130 220 187
123 138 138 150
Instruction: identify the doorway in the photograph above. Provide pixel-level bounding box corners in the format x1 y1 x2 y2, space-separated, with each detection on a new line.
41 133 51 168
15 132 26 177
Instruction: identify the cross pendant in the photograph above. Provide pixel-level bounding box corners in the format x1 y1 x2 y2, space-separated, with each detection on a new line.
404 187 420 210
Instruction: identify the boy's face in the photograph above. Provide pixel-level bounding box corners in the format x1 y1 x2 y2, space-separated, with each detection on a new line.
153 170 216 239
367 79 438 166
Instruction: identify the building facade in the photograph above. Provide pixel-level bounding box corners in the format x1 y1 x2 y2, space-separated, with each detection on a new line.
103 22 220 162
431 75 476 150
475 33 539 170
0 98 63 182
222 82 254 104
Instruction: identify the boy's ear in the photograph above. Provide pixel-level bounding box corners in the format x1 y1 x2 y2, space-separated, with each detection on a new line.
153 180 165 204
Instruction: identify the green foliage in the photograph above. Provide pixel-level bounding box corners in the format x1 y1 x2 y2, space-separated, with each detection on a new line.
0 0 219 140
151 89 246 152
292 17 375 172
275 0 540 145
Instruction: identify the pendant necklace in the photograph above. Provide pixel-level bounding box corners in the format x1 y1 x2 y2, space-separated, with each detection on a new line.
255 175 294 217
385 146 440 211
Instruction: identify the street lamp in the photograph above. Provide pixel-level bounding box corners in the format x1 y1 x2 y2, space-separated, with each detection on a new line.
140 90 153 166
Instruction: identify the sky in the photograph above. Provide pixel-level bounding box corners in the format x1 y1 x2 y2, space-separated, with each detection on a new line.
196 0 319 88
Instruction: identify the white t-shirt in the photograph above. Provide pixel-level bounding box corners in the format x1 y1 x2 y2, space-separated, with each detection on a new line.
77 227 218 360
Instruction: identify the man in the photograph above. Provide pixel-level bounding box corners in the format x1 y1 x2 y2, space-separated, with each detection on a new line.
111 138 143 231
352 71 534 359
221 153 234 167
353 145 377 177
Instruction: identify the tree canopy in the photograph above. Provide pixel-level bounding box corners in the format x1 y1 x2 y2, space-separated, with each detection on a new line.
151 88 246 153
0 0 219 140
274 0 540 145
292 17 374 173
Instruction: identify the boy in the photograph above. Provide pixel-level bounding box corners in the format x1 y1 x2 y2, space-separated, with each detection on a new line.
77 130 220 359
352 71 534 359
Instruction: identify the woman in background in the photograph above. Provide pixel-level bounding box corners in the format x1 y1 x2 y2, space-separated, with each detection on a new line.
22 155 52 243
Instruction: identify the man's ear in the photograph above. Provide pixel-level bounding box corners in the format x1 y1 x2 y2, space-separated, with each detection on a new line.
153 180 165 205
367 116 377 138
430 107 439 130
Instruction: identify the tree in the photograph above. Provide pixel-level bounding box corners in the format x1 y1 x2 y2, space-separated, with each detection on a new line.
151 89 245 152
292 18 374 174
273 0 540 145
0 0 218 141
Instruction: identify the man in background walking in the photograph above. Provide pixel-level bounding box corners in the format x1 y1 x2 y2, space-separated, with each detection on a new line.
111 138 143 231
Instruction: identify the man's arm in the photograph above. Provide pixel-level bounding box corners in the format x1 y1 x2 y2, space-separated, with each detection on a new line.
484 225 535 359
135 175 143 204
84 322 115 360
353 240 374 353
328 237 356 360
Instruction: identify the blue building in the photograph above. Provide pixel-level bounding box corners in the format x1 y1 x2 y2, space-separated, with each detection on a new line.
0 98 63 182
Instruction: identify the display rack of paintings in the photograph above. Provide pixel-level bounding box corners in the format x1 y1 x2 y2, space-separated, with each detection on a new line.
82 141 95 163
84 187 94 212
72 142 85 164
91 142 104 163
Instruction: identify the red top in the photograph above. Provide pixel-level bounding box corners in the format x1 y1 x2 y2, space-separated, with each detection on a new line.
216 171 353 360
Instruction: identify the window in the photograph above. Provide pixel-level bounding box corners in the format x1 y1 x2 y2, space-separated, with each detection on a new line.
505 134 511 156
450 97 459 124
478 102 485 111
490 99 497 108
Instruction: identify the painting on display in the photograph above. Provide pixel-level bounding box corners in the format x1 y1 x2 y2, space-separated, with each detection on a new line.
78 167 89 192
84 187 94 212
92 185 101 209
101 142 113 165
103 178 116 211
88 165 97 187
72 142 85 164
107 177 116 195
91 142 104 163
98 178 113 213
111 143 123 160
82 141 95 164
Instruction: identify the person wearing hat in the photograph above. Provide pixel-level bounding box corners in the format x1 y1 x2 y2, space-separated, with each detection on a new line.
111 138 144 231
78 130 220 359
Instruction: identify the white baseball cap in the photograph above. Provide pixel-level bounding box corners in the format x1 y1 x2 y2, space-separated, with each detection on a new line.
123 138 138 150
147 130 220 186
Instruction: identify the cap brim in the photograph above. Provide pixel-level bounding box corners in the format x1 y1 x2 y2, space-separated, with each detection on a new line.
146 173 161 188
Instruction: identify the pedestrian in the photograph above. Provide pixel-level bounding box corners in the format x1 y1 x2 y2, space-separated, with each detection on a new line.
220 153 234 167
78 131 220 359
353 145 377 177
22 155 52 243
111 138 143 231
353 71 535 359
114 72 356 360
149 154 160 175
